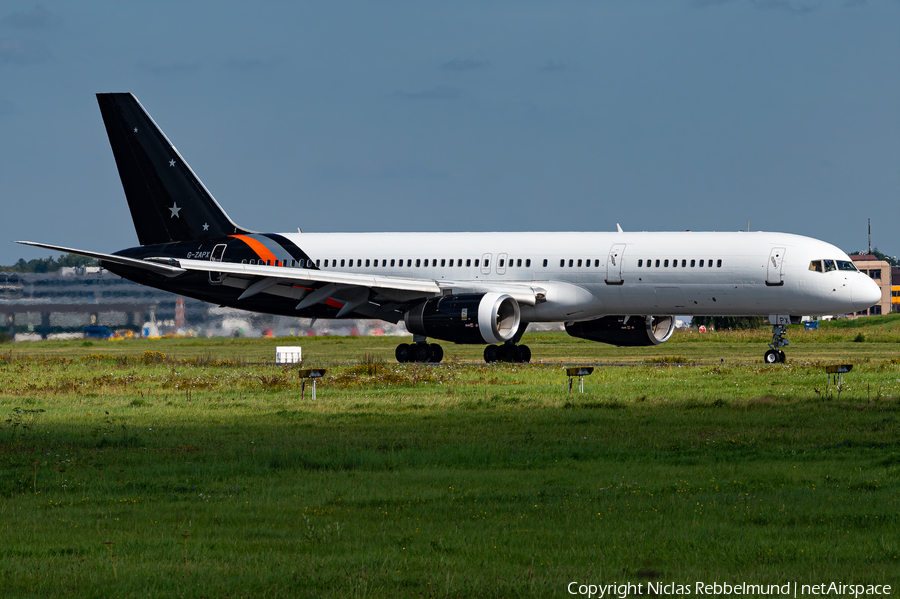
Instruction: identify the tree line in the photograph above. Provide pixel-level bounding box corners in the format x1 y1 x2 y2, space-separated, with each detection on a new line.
0 253 99 273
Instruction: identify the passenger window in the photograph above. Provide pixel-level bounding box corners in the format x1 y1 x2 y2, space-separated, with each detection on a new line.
638 259 643 267
485 259 489 267
682 260 686 267
526 259 531 267
414 259 420 267
474 259 479 267
560 259 565 267
441 259 446 267
708 259 713 267
664 260 669 267
716 259 722 268
568 259 573 267
406 259 411 267
449 259 453 267
517 259 522 267
468 259 473 267
690 259 695 267
698 260 703 267
316 260 320 267
365 259 370 267
824 259 836 272
543 259 547 267
577 259 582 267
672 260 677 268
655 260 660 267
390 259 395 267
499 259 505 267
594 259 599 267
241 259 247 264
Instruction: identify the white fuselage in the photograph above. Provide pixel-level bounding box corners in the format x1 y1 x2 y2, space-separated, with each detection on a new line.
274 230 880 321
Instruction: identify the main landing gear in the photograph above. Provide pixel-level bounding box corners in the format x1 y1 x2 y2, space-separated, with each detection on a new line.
394 341 532 364
484 343 531 364
764 323 789 364
395 342 444 363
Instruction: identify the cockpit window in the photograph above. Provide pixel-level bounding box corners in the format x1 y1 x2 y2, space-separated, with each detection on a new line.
824 259 836 272
837 260 857 272
809 260 823 273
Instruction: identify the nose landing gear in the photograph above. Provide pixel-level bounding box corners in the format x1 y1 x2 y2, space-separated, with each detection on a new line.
764 323 789 364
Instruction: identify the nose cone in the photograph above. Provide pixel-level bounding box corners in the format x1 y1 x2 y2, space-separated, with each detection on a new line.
851 276 882 311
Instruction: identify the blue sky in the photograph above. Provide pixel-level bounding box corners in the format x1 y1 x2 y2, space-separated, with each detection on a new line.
1 0 898 265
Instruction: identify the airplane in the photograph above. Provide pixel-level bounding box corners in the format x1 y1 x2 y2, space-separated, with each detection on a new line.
18 93 882 364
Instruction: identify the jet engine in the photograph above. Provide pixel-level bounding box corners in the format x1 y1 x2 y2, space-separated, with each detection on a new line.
404 293 521 344
565 315 675 347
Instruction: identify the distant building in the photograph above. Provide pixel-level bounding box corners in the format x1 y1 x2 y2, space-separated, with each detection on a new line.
0 269 209 338
850 255 892 316
892 267 900 313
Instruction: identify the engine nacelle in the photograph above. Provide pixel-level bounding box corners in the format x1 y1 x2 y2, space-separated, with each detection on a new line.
565 315 675 347
405 293 521 345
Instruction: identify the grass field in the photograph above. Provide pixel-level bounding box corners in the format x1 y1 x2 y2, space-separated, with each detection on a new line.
1 318 899 597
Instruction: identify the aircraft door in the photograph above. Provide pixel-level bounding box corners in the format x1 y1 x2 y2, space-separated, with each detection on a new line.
605 243 626 285
766 247 785 286
497 253 508 275
209 243 227 284
480 253 492 276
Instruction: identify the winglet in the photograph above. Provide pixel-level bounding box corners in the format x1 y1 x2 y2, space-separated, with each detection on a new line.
616 223 624 233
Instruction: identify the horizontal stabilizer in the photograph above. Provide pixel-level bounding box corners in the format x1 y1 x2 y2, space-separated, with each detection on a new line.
14 241 186 277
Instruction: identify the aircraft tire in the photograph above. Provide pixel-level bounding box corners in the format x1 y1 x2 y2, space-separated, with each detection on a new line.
502 344 518 363
395 343 412 363
484 345 500 363
764 349 778 364
430 343 444 364
414 343 431 363
776 350 786 363
519 345 532 363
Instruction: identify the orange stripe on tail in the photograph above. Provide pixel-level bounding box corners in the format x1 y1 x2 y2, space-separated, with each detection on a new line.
230 235 278 264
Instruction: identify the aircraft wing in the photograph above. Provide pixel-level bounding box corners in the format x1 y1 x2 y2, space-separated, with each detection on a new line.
15 241 544 319
175 259 544 310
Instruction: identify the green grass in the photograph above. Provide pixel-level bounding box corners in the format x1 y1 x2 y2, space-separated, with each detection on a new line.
1 323 899 597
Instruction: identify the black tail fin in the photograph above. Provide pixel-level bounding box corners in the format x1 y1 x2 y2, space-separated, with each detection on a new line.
97 93 251 246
